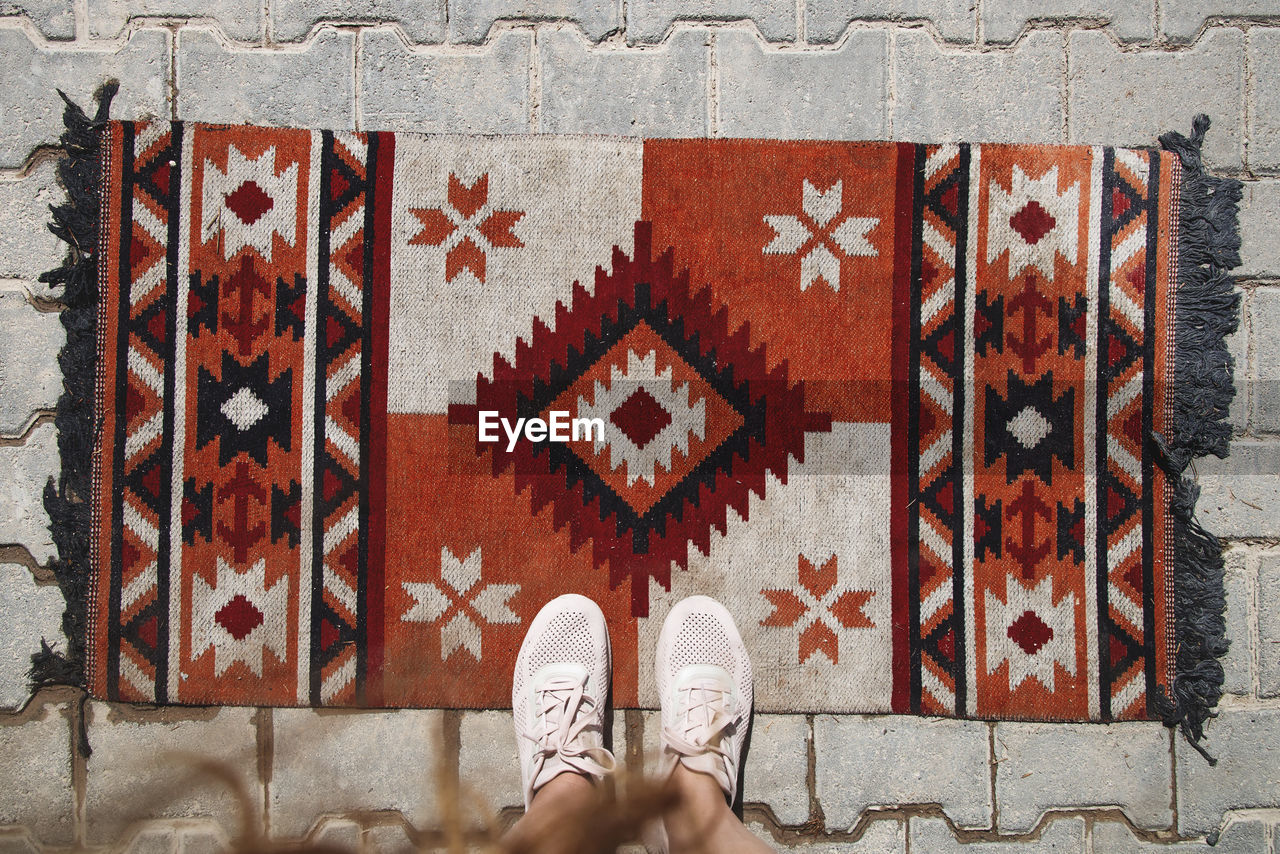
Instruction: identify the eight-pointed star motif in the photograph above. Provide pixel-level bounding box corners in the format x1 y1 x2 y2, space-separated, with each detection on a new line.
762 179 879 292
408 173 526 284
760 554 875 665
401 546 520 661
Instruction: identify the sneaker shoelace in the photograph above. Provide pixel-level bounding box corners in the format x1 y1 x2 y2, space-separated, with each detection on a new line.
662 679 738 790
525 674 615 784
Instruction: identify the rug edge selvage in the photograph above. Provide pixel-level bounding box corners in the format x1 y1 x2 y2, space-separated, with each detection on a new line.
31 82 119 709
1155 115 1244 763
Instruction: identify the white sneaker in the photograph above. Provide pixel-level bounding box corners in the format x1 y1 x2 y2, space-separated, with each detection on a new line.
655 595 754 804
512 594 617 809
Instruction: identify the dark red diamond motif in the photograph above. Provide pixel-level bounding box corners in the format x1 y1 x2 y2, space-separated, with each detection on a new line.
224 180 274 226
1009 200 1056 246
920 256 939 287
320 617 341 651
609 387 672 449
938 184 959 217
1112 186 1132 220
130 234 155 271
182 495 199 527
137 615 158 650
937 628 955 662
1124 561 1143 596
1110 633 1129 667
152 161 171 197
330 167 349 201
1007 609 1053 655
215 593 264 641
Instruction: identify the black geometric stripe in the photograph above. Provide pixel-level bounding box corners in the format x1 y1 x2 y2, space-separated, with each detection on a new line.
107 122 183 702
906 145 972 717
1096 149 1157 718
310 131 375 703
354 131 382 702
906 144 970 714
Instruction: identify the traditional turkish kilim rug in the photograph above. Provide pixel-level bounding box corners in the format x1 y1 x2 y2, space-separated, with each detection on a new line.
42 87 1240 746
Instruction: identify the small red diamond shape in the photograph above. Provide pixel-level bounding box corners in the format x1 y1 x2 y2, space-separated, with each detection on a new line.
937 628 955 661
320 617 341 651
920 257 939 287
130 234 154 270
1007 609 1053 655
1009 200 1056 246
137 616 158 649
215 594 264 641
1110 633 1129 667
1112 186 1131 220
147 309 167 344
224 180 274 226
609 387 673 449
330 167 349 201
125 382 146 420
152 161 171 197
1124 561 1144 596
938 184 959 216
182 495 199 527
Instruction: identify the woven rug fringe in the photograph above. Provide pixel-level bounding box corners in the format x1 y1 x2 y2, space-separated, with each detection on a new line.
29 81 117 695
1153 115 1243 765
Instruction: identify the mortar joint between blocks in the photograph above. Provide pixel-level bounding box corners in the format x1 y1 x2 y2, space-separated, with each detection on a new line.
529 25 542 132
70 689 88 849
167 23 178 120
7 16 1274 62
255 708 273 837
353 26 362 131
989 722 1000 832
707 28 719 138
0 412 58 446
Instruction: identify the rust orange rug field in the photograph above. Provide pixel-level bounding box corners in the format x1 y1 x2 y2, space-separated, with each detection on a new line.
43 89 1240 747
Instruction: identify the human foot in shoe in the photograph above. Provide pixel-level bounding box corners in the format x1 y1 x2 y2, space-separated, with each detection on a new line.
512 594 617 809
654 595 754 804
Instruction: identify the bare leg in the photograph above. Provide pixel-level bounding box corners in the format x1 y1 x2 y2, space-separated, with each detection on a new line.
500 772 599 854
663 765 772 854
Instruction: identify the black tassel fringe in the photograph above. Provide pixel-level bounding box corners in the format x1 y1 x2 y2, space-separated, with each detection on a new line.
1153 115 1243 765
28 81 117 693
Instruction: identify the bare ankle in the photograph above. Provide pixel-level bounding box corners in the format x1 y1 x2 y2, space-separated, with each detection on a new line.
529 770 598 811
666 762 729 806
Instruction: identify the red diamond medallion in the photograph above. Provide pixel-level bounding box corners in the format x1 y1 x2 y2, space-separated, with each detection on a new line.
609 388 672 449
215 593 264 641
1007 609 1053 655
224 180 274 226
1009 200 1055 245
